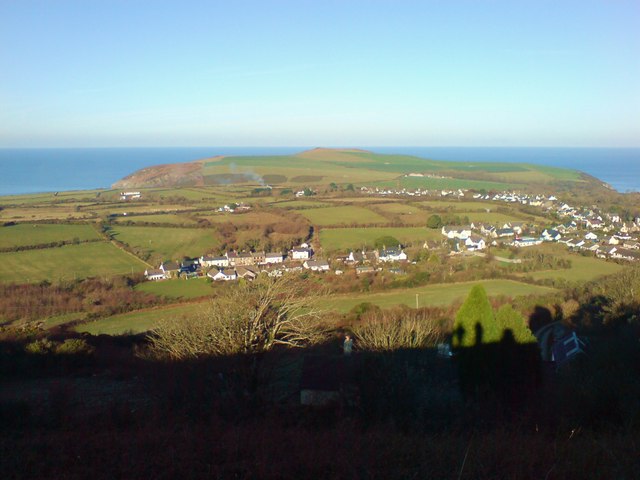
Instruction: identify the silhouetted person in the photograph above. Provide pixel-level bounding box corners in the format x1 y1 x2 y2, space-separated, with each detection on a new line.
343 334 353 356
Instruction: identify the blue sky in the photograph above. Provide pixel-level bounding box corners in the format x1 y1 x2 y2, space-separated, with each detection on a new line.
1 0 638 147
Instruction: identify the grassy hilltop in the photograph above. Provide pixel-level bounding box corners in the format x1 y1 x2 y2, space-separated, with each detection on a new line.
113 147 600 194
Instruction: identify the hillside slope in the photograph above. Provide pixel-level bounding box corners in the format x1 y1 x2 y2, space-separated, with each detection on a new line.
112 148 603 194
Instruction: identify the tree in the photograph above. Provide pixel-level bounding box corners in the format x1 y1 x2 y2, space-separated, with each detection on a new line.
373 235 400 250
452 284 498 347
426 214 442 229
147 275 329 360
494 305 536 344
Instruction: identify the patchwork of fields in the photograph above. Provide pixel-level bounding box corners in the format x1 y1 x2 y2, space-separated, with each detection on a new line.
0 152 631 337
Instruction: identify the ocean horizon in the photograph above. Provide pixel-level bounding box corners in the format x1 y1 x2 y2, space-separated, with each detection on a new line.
1 146 639 196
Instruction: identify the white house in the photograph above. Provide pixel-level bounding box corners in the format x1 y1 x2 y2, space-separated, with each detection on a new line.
120 191 141 201
441 226 472 240
542 229 562 242
265 252 284 264
512 237 543 248
584 232 599 241
144 269 167 281
200 255 229 268
464 235 486 251
208 268 237 281
378 246 408 262
303 259 330 271
291 247 313 260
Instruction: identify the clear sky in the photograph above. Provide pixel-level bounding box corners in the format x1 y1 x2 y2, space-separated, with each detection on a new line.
1 0 638 147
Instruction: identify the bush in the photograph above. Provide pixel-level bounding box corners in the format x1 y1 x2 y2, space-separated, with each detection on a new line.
55 338 95 355
354 308 445 351
25 338 57 355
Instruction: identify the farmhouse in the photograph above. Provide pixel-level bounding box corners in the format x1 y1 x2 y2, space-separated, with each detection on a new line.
120 191 141 201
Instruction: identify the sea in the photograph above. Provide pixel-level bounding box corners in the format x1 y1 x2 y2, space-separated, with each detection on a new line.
0 146 638 196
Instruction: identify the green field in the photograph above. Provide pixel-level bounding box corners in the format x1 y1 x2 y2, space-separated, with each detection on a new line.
319 227 441 251
75 303 203 335
0 223 101 249
301 206 388 226
0 242 148 283
110 225 219 261
373 176 518 192
525 255 625 282
272 200 330 209
113 214 199 225
135 277 214 299
327 279 557 312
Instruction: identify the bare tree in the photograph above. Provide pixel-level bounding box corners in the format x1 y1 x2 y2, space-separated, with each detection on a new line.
147 275 329 360
353 307 447 352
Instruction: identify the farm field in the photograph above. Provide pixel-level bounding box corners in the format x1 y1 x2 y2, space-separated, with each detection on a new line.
300 206 388 226
371 176 519 192
110 225 220 261
327 279 557 313
0 189 109 206
319 227 441 251
75 302 204 335
112 214 199 225
202 211 287 226
525 255 625 282
91 203 195 216
272 199 330 209
146 187 226 202
0 205 97 222
135 278 213 299
0 242 148 283
0 223 101 249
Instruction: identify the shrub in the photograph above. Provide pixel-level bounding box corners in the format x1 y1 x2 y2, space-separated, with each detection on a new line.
55 338 95 355
354 308 445 351
24 338 57 355
494 305 536 344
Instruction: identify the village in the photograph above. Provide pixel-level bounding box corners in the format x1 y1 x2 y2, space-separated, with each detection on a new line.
143 187 640 283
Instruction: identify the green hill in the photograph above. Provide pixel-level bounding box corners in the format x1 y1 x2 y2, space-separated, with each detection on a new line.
112 148 600 194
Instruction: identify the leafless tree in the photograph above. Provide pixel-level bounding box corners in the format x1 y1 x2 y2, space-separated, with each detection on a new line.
147 275 330 360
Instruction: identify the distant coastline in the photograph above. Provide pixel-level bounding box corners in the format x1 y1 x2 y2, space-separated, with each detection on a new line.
1 146 639 196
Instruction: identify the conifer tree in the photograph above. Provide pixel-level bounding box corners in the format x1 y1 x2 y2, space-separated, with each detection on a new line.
452 284 498 347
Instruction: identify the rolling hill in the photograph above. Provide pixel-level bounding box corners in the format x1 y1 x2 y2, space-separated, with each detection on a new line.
112 148 603 194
